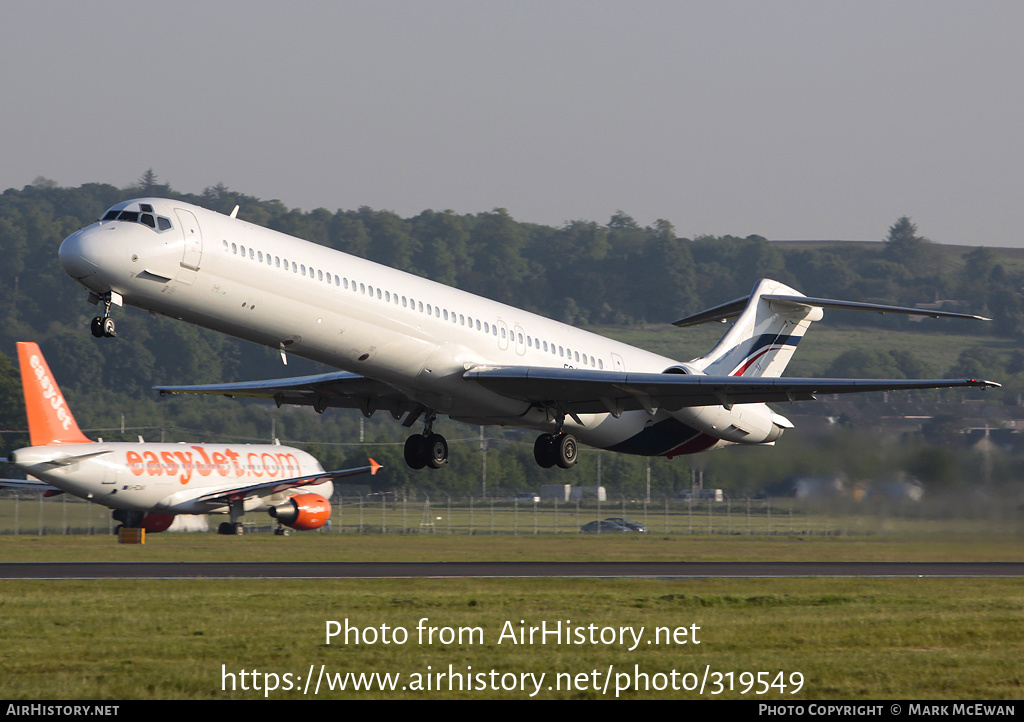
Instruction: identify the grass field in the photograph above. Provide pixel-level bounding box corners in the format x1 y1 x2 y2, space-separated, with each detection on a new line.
0 533 1021 700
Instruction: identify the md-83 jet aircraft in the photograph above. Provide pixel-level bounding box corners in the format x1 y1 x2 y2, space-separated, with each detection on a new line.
3 342 380 534
58 199 999 471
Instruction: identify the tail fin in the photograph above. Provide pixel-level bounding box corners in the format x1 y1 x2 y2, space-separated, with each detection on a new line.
682 279 820 378
16 342 92 446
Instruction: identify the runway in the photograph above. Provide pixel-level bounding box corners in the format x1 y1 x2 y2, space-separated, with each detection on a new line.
1 561 1021 579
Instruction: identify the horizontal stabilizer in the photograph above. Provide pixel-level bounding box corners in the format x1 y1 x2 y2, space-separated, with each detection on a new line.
674 292 990 327
0 478 60 491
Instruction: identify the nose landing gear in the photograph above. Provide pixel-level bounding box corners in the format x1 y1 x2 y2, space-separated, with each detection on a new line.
89 294 117 338
90 315 116 338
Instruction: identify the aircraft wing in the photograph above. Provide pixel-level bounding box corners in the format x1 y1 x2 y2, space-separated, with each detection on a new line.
155 371 412 416
462 366 1000 415
194 459 382 505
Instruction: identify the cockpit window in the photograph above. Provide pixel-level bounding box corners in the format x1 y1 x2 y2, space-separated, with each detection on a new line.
100 204 174 233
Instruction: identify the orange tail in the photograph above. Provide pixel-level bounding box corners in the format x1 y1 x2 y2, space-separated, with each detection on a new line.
16 342 92 446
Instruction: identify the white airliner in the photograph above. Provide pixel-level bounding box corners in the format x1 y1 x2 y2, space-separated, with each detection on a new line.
3 341 381 534
57 198 998 470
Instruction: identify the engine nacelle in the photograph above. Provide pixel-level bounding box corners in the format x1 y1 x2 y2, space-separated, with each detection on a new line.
141 513 175 533
268 492 331 531
660 364 785 446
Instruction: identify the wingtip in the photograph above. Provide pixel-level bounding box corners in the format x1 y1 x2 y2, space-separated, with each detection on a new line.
369 458 382 475
970 379 1001 388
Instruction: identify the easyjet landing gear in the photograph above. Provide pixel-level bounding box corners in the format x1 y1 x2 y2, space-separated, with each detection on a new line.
404 411 448 469
218 500 245 535
534 432 578 469
90 296 117 338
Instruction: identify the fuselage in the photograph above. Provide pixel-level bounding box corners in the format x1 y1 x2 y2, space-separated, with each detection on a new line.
11 441 330 515
58 198 781 456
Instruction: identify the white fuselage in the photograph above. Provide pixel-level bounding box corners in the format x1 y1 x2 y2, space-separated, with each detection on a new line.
11 442 330 515
59 198 780 456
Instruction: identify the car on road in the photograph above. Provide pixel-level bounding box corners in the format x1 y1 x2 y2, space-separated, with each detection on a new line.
603 517 646 532
580 520 634 534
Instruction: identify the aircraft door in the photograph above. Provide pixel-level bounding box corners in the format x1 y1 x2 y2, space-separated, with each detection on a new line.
497 320 509 351
513 324 527 356
611 353 625 372
175 209 203 272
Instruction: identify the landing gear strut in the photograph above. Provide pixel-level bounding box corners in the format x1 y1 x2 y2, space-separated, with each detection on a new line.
90 296 117 338
404 411 448 469
217 499 246 534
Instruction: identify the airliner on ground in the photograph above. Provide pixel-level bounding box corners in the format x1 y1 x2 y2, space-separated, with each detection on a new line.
3 342 380 534
57 198 998 470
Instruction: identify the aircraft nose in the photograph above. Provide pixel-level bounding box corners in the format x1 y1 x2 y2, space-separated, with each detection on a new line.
58 227 104 284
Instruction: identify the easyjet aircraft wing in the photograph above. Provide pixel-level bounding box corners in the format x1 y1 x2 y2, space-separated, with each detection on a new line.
195 460 383 504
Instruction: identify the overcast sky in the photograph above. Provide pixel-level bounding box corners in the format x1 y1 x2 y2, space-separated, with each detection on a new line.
3 1 1023 246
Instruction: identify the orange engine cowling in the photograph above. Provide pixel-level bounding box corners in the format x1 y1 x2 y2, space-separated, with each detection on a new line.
140 513 175 533
268 493 331 531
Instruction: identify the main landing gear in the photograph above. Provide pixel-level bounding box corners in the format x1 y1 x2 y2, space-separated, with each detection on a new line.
404 411 449 469
534 432 578 469
90 295 116 338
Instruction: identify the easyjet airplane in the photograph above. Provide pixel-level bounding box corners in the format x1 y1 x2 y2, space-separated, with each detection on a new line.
3 342 380 534
57 199 998 470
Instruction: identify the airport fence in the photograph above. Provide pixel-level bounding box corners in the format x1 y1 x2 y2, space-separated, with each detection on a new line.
0 490 1020 537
